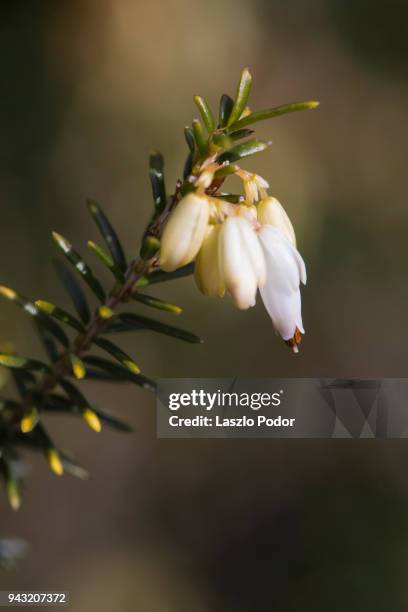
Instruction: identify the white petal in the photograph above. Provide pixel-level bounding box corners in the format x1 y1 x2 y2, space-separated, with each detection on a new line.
258 226 306 340
218 217 259 309
235 215 266 286
259 225 306 285
159 193 209 272
195 225 225 297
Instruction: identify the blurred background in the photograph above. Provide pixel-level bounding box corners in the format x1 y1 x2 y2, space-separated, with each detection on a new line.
1 0 408 609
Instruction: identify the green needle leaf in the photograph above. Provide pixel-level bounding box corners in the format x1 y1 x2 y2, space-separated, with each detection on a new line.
110 313 202 344
149 151 167 213
83 356 156 391
227 67 253 127
86 200 127 272
93 337 141 374
193 96 215 133
184 126 195 153
227 100 320 131
192 119 207 156
216 139 269 164
229 128 254 141
0 354 50 373
90 407 133 433
52 232 106 302
131 293 182 314
219 94 234 128
53 259 91 324
35 300 85 333
136 263 194 287
87 240 125 282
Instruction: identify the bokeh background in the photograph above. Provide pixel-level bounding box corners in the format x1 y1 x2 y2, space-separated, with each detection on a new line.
1 0 408 609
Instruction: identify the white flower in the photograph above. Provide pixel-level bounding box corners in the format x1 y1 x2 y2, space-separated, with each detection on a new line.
195 225 225 297
218 215 266 309
257 197 296 246
159 193 209 272
258 225 306 351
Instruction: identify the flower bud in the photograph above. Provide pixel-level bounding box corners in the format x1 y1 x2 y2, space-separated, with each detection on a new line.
159 193 210 272
195 225 225 297
218 216 266 309
257 197 296 246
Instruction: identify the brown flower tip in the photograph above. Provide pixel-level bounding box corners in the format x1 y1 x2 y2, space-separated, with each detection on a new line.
285 327 303 353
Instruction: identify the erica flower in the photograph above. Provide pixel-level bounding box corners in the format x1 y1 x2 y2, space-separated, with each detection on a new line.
159 193 209 272
257 196 296 246
258 225 306 352
218 214 266 309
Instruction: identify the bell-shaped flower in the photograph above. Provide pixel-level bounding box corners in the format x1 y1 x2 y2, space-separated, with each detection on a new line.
218 215 266 309
195 225 225 297
159 193 210 272
257 197 296 246
258 225 306 351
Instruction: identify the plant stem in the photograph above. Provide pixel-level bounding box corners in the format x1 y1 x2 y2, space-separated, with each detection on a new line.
12 187 183 427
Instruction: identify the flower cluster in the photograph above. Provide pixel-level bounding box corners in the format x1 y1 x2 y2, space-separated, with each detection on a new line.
159 168 306 352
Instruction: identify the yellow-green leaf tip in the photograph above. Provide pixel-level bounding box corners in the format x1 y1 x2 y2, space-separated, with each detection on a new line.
70 355 86 380
124 360 141 375
0 286 17 300
83 408 102 433
35 300 54 314
7 482 21 511
47 449 64 476
21 409 39 433
98 305 114 320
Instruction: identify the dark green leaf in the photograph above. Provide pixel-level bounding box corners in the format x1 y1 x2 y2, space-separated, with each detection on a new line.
111 313 202 344
34 321 59 362
227 100 320 131
216 139 269 164
59 378 89 407
193 96 215 133
184 126 195 153
183 151 193 180
93 337 140 374
83 356 156 391
43 393 74 412
86 200 127 272
136 263 194 287
92 407 133 433
53 259 91 324
52 232 106 302
229 128 254 140
227 67 253 127
149 151 167 213
219 94 234 127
